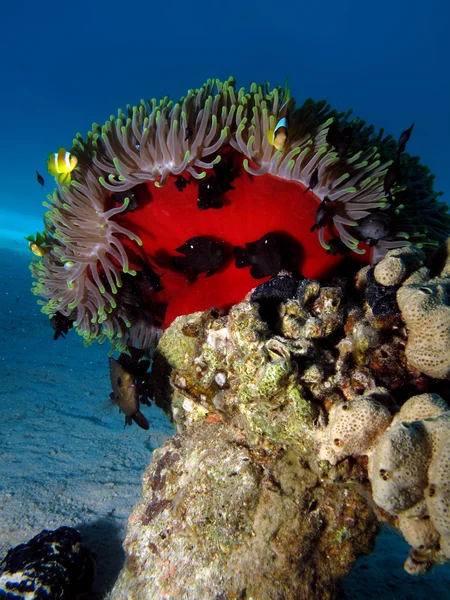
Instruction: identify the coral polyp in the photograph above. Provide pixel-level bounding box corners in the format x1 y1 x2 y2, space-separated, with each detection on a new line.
30 77 450 351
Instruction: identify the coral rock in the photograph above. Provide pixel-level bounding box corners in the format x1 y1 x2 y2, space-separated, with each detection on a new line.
373 246 425 287
368 420 431 514
397 278 450 378
316 393 392 465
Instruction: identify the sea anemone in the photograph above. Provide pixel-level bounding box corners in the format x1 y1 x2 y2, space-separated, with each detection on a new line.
30 77 450 352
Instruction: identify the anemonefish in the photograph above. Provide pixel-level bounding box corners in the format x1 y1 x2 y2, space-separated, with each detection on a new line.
29 242 46 257
267 116 288 150
266 79 291 151
47 148 78 183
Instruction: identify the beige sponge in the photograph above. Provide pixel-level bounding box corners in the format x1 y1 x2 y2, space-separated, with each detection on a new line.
368 421 431 514
373 246 425 287
316 393 392 465
397 278 450 379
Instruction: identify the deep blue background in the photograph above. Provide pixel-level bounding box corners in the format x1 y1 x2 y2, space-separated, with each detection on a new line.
0 0 449 239
1 2 450 595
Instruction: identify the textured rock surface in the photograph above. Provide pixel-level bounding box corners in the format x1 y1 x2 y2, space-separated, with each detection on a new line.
109 240 450 597
110 428 376 600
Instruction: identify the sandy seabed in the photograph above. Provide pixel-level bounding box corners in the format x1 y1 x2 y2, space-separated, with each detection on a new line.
1 245 450 599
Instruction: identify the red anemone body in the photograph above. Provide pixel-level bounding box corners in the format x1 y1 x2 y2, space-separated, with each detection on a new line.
112 149 371 327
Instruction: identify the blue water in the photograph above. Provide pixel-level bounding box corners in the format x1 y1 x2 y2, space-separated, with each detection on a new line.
1 0 450 597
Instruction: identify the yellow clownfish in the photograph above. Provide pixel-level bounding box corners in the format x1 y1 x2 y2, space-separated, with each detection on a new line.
47 148 78 183
29 242 46 257
266 81 291 151
267 115 288 150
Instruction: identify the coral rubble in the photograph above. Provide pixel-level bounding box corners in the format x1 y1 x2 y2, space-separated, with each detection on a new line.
108 240 450 598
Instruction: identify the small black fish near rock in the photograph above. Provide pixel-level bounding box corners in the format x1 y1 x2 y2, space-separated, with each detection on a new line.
303 168 319 195
310 196 331 232
137 258 163 292
111 188 140 212
384 159 400 199
353 212 391 247
234 232 284 279
197 155 237 210
0 526 95 599
326 123 353 158
36 170 45 189
117 348 154 407
174 176 191 192
326 237 351 256
185 126 194 141
50 311 75 340
397 123 414 155
172 236 228 279
109 357 150 429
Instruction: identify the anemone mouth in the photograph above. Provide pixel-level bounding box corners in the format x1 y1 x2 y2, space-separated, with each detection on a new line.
30 77 450 352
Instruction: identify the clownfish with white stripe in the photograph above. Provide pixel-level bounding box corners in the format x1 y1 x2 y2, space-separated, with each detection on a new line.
47 148 78 184
266 79 291 151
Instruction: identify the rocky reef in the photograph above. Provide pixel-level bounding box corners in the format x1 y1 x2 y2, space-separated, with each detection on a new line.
109 243 450 600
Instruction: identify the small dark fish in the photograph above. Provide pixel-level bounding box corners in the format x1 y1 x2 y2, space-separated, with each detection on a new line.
198 179 226 210
172 236 227 278
310 196 330 232
174 176 191 192
50 311 75 340
326 123 353 158
384 159 400 197
116 349 153 407
397 123 414 155
36 171 45 189
234 232 283 279
303 168 319 194
326 237 351 256
353 213 391 246
111 189 139 212
197 155 237 210
214 155 237 186
138 258 162 292
185 126 193 141
109 357 149 430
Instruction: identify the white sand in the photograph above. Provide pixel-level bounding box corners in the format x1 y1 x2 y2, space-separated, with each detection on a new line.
1 248 449 599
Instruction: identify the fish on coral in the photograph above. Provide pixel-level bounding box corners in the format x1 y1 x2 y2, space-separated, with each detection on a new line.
310 196 330 232
109 357 150 429
197 155 237 210
353 212 391 247
383 158 400 199
173 236 229 279
138 257 163 292
234 232 284 279
397 123 414 155
326 122 353 158
115 347 154 407
25 231 49 257
36 170 45 189
50 310 76 340
47 147 78 184
325 237 351 256
266 115 289 151
266 79 291 151
174 175 191 192
303 168 319 195
111 188 140 212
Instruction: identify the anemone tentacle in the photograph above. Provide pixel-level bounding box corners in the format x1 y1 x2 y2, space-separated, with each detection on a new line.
30 77 450 351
